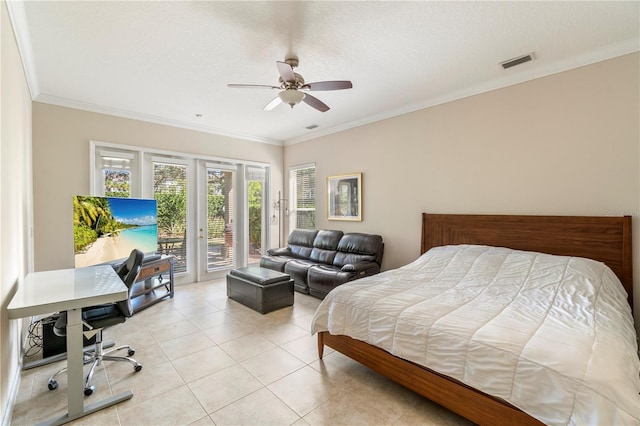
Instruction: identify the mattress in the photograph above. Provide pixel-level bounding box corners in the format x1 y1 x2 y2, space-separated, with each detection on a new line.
311 245 640 425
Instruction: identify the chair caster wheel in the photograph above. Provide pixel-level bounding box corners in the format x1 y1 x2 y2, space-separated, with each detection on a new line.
48 380 58 391
84 386 95 396
128 349 135 356
134 364 142 372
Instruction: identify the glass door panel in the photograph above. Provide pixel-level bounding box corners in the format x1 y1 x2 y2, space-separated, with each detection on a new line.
246 167 265 265
153 162 188 274
206 168 234 270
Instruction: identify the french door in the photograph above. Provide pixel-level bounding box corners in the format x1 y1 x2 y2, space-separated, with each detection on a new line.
197 162 268 281
93 142 269 283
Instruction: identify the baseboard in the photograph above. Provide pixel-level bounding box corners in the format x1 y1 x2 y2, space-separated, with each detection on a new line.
1 367 21 426
1 320 27 426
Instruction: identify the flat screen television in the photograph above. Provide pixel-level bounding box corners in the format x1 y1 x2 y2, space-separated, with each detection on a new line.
73 195 158 267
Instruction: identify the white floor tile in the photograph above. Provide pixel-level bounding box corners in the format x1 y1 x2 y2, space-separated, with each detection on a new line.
11 279 472 426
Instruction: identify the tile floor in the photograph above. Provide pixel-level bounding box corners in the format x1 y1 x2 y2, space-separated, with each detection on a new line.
10 279 472 425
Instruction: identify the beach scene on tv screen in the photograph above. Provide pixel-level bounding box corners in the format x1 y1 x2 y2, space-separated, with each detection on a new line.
74 196 158 267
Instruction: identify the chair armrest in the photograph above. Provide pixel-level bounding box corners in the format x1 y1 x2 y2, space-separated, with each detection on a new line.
267 247 291 256
340 262 380 276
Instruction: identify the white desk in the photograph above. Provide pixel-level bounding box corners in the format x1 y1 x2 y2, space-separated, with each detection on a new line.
8 265 134 425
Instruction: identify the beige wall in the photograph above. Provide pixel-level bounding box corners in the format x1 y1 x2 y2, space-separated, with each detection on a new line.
1 0 33 422
285 53 640 328
32 103 284 272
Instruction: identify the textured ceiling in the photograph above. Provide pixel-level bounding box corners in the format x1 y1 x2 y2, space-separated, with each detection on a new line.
8 1 640 145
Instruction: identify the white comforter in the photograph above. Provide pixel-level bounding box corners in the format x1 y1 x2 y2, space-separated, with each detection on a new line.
311 245 640 425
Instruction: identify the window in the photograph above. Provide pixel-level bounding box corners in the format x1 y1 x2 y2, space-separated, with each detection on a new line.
289 164 315 230
94 148 139 197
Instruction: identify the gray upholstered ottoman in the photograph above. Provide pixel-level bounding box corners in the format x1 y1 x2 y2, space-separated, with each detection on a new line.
226 266 294 314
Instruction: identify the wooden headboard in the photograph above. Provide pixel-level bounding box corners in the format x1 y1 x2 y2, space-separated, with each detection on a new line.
421 213 633 309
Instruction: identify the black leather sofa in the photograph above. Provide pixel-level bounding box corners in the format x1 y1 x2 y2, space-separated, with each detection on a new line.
260 229 384 299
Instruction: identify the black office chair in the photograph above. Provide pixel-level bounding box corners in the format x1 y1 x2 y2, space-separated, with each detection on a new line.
48 249 144 396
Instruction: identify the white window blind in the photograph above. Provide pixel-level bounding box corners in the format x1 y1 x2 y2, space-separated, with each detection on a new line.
289 164 315 230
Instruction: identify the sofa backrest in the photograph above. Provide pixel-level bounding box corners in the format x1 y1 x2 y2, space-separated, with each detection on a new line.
287 229 319 259
310 230 344 265
333 233 384 268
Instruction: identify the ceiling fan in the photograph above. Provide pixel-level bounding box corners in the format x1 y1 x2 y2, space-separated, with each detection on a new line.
227 56 352 112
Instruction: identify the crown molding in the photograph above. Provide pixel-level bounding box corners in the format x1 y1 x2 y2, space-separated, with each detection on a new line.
6 0 39 98
34 94 283 146
284 39 640 146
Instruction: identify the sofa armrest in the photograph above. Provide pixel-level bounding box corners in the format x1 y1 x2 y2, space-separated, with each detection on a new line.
340 262 380 277
267 247 291 256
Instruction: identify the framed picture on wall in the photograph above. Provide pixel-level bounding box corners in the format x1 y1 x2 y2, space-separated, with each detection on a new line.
327 173 362 221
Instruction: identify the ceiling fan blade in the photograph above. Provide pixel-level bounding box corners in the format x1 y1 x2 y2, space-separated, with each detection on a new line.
303 93 330 112
276 61 296 83
302 80 352 91
227 84 279 89
263 96 282 111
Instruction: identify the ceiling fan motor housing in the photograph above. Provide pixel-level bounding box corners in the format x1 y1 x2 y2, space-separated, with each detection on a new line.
279 73 304 88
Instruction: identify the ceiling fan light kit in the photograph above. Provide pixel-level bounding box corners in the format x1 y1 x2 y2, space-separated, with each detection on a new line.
228 56 352 112
278 89 305 108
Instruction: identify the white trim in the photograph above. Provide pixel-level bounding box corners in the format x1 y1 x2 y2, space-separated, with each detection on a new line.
36 95 283 146
5 1 39 99
1 347 21 426
101 150 135 160
205 162 237 171
89 141 97 195
151 156 192 166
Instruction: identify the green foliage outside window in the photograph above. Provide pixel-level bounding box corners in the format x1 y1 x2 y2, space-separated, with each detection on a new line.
248 180 262 245
155 192 186 236
154 164 187 237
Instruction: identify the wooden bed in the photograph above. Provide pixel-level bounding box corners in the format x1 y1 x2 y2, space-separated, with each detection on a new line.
317 213 633 426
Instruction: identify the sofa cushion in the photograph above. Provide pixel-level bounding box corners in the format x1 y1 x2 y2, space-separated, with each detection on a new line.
309 230 343 265
333 233 383 268
288 229 319 259
284 259 316 293
307 265 346 298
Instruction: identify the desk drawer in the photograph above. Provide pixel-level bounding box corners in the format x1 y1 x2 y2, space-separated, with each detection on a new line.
137 261 171 281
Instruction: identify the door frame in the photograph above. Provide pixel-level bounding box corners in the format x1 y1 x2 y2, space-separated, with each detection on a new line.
197 161 238 282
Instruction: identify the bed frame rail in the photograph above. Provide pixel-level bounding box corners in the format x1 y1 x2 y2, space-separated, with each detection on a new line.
319 332 543 426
